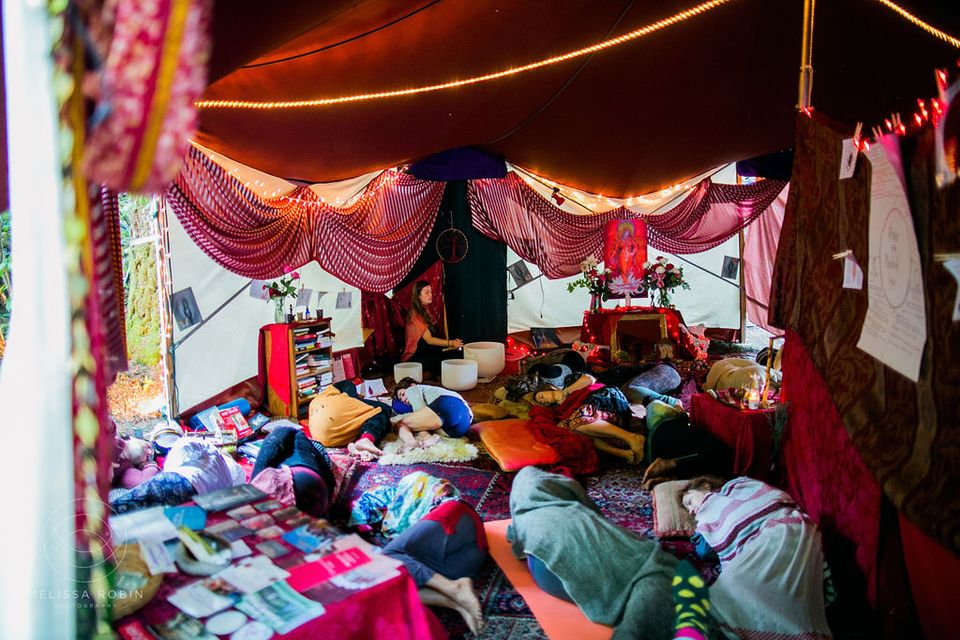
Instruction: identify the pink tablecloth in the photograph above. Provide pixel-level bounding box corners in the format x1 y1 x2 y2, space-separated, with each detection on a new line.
689 392 774 480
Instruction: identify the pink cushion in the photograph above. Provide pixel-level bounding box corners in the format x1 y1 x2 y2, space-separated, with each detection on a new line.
652 480 697 538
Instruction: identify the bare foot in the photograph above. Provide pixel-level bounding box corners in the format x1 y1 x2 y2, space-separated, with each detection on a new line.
349 438 383 461
449 578 485 635
415 432 442 449
641 457 678 487
628 434 646 465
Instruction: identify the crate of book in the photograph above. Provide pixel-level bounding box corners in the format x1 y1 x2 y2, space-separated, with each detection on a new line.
262 320 335 419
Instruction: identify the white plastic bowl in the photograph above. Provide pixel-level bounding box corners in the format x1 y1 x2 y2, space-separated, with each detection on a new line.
442 359 478 391
394 361 423 383
463 341 506 379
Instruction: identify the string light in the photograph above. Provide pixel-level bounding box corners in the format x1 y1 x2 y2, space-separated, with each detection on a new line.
197 0 735 110
871 0 960 49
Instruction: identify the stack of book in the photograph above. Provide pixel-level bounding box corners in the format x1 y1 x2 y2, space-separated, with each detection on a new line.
292 327 320 352
306 353 330 371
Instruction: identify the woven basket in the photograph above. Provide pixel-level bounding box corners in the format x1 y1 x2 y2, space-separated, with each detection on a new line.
111 543 163 619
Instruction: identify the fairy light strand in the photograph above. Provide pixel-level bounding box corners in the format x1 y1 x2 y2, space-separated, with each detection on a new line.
197 0 734 110
872 0 960 49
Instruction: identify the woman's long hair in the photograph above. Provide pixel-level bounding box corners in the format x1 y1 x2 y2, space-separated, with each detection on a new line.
408 280 436 331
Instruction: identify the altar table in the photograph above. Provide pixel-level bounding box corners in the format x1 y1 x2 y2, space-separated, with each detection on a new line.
580 307 707 360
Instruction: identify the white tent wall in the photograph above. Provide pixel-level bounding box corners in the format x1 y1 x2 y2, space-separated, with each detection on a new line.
507 165 741 332
167 205 363 413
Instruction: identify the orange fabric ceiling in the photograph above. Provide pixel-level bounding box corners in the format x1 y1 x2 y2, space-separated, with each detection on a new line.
156 1 960 198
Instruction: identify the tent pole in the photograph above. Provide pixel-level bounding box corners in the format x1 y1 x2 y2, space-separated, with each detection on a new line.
797 0 816 108
155 196 179 420
739 229 747 342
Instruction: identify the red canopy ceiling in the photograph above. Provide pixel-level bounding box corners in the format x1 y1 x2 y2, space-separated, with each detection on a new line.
197 0 959 196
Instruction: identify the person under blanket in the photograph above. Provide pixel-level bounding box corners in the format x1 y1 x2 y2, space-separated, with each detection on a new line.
680 476 832 640
382 500 488 635
390 378 473 453
307 380 393 461
508 466 687 639
639 401 732 490
533 379 646 465
251 427 335 518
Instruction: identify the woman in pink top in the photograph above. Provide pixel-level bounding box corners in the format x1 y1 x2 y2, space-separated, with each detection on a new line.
402 281 463 377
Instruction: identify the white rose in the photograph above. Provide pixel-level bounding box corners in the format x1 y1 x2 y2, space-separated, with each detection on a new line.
642 261 651 269
655 266 666 274
672 267 681 274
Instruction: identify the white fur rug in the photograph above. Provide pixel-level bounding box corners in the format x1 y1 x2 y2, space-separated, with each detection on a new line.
376 434 479 466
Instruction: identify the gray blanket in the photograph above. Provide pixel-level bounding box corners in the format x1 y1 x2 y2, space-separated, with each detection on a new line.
508 467 678 640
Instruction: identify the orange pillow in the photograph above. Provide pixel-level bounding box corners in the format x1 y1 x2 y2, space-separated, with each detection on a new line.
475 420 561 472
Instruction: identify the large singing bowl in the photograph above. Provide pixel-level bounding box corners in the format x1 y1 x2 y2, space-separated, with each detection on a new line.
463 341 506 379
442 359 478 391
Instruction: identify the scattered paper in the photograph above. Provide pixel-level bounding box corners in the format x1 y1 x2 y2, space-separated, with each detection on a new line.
231 539 253 559
856 140 927 381
943 259 960 321
110 507 179 544
335 291 352 309
839 138 859 179
249 280 271 301
217 555 290 595
139 538 177 575
361 378 388 398
168 582 234 618
842 255 864 290
296 287 313 307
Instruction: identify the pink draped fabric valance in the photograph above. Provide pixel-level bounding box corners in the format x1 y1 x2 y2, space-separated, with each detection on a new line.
468 172 788 278
166 146 446 292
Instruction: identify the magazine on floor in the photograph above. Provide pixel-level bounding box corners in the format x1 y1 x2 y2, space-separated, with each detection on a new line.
236 581 325 634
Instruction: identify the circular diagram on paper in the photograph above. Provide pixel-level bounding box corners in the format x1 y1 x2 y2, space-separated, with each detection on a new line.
879 207 911 308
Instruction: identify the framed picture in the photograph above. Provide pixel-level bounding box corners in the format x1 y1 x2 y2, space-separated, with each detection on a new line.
507 260 535 289
171 287 202 330
721 256 741 280
530 327 561 350
604 219 648 297
609 313 667 364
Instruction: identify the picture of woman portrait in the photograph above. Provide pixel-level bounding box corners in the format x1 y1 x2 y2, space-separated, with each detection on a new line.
604 219 647 288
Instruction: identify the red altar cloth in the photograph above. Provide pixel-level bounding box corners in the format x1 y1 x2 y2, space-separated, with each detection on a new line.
689 392 774 481
580 306 707 359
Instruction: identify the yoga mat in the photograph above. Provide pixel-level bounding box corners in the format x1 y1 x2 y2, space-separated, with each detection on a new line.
483 519 613 640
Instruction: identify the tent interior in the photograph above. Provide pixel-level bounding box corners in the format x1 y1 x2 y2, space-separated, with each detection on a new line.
1 1 958 639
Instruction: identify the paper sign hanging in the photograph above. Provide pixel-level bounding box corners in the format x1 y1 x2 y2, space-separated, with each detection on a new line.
943 259 960 322
335 291 353 309
839 138 859 179
295 287 313 307
721 256 740 280
842 255 864 290
249 280 271 301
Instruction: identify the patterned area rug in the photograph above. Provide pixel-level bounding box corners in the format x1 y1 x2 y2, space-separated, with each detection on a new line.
333 456 718 640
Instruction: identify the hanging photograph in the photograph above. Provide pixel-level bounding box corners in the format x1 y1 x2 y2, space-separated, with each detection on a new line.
171 287 202 330
335 291 353 309
721 256 741 280
604 219 647 296
507 260 535 289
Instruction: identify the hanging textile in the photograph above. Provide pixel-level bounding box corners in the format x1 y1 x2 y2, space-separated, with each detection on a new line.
167 146 445 292
467 172 787 278
769 115 960 555
743 185 788 334
90 188 128 380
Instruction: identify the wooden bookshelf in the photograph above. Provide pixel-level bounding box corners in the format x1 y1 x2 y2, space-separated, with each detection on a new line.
262 319 335 419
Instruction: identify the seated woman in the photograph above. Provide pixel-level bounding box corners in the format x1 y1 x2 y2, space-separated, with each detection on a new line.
391 378 473 452
251 427 335 518
382 500 488 635
307 380 392 461
401 281 463 377
680 476 832 640
533 377 646 465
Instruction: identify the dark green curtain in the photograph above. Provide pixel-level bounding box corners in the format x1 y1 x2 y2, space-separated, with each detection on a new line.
397 180 507 343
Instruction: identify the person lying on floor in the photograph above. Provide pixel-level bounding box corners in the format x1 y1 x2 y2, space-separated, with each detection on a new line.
680 475 832 640
639 401 732 490
307 380 393 461
111 436 246 513
250 426 335 518
508 466 717 640
532 378 647 465
382 499 488 635
390 378 473 453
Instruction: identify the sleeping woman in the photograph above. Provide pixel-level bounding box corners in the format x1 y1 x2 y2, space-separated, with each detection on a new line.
533 375 646 465
391 378 474 453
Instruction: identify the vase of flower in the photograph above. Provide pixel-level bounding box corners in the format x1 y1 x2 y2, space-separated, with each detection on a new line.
568 255 612 315
641 257 689 310
265 269 301 324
